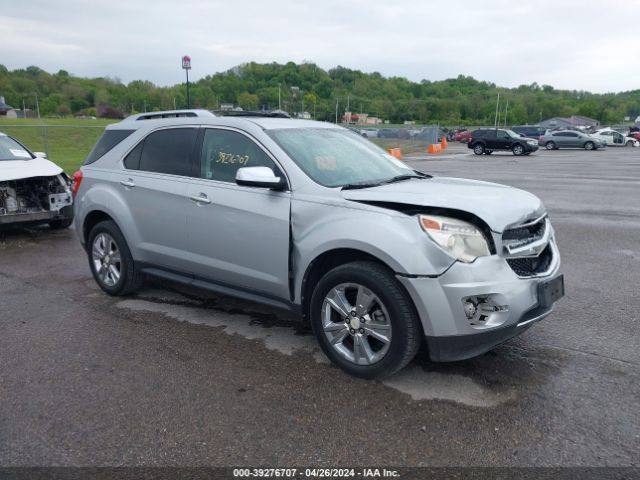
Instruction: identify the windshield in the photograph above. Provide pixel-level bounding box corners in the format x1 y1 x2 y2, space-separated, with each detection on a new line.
267 127 413 187
0 135 34 161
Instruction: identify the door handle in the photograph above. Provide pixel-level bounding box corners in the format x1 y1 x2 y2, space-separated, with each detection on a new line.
189 193 211 204
120 179 135 188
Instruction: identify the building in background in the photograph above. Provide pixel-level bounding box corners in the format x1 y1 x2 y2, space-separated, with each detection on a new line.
539 115 600 130
0 96 13 116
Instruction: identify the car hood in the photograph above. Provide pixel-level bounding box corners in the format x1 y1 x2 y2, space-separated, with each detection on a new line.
0 157 63 182
342 177 545 232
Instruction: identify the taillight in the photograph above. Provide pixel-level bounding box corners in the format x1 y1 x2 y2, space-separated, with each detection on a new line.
72 170 83 197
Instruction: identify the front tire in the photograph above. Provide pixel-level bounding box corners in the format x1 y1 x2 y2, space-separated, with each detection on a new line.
87 220 142 296
626 140 635 147
310 261 421 379
584 141 595 150
472 143 485 155
512 144 525 156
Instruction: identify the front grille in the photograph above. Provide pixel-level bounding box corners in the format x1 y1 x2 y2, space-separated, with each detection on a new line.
507 244 553 277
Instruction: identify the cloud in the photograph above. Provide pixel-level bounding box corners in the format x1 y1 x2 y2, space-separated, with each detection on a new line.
1 0 639 92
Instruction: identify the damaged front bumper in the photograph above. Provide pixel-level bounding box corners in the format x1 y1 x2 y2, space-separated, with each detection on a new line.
397 241 563 362
0 174 73 228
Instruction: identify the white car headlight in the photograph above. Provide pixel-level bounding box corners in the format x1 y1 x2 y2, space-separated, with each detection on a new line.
419 215 491 263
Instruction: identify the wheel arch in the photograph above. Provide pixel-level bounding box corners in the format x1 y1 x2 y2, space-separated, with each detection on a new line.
300 248 402 325
82 210 115 247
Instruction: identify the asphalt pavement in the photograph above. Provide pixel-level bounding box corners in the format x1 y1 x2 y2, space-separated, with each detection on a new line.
1 144 639 467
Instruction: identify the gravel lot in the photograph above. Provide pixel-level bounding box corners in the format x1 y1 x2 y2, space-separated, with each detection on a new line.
1 144 639 467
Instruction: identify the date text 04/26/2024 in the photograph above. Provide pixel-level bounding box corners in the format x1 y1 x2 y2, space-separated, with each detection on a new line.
232 468 400 478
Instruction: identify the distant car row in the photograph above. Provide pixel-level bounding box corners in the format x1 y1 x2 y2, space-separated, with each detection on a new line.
459 125 639 149
348 126 448 141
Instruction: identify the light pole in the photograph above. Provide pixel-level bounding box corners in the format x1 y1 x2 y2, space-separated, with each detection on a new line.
182 55 191 108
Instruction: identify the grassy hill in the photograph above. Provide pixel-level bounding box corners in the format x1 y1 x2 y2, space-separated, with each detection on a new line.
0 118 115 173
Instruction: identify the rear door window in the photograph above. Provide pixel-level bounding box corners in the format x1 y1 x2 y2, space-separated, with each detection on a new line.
137 128 197 176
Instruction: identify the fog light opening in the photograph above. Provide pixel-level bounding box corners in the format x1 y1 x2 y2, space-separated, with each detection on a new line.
462 295 509 328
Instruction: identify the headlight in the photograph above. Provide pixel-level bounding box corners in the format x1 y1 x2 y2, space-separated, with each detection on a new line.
419 215 491 263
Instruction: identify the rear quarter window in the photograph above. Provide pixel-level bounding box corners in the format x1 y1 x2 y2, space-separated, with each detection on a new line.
84 129 135 165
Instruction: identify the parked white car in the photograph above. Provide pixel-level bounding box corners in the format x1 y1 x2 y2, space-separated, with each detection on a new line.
0 132 74 229
360 128 379 138
590 128 639 147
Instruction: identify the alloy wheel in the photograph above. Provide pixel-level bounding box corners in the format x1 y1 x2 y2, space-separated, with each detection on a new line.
92 233 122 287
321 283 392 366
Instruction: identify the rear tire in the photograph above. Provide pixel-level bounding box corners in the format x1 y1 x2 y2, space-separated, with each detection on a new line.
87 220 143 296
310 261 421 379
545 141 556 150
472 143 485 155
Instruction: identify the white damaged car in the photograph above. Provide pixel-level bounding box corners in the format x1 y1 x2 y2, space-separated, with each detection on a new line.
0 132 74 229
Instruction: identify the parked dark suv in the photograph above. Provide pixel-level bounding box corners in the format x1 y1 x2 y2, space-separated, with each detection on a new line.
468 129 539 156
512 125 546 140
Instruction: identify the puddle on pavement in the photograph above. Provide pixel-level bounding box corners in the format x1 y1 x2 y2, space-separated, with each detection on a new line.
116 287 521 408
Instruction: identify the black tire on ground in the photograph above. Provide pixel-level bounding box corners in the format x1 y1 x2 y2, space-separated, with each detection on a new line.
512 144 525 156
310 261 422 379
473 143 485 155
87 219 143 296
49 206 74 230
584 141 595 151
545 141 556 150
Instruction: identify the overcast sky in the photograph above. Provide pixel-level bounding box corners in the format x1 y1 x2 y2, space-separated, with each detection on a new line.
1 0 639 93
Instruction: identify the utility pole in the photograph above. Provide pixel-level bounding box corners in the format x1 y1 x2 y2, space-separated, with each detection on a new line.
278 84 281 110
35 93 49 157
494 93 500 128
335 98 339 124
504 100 509 128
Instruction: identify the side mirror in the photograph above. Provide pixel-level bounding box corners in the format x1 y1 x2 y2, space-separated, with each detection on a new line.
235 166 286 190
34 151 48 159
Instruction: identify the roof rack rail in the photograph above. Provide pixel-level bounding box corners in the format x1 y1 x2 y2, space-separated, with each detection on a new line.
212 110 291 119
121 109 216 122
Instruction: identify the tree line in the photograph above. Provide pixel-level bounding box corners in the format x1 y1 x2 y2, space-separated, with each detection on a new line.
1 62 639 125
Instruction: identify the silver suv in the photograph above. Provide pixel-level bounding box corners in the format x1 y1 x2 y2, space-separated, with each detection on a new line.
74 110 564 379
